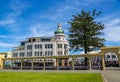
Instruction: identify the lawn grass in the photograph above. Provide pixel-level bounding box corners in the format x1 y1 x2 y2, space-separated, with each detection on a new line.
0 72 103 82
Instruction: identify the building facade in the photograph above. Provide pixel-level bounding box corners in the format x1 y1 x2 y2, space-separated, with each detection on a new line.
12 24 69 68
105 52 119 67
0 52 12 68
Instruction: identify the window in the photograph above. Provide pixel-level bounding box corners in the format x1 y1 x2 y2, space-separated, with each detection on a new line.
27 45 32 49
21 42 25 46
112 55 116 59
33 39 36 42
45 44 53 49
13 53 18 57
45 51 47 56
4 54 7 58
45 44 47 49
49 44 53 48
28 39 31 42
41 38 51 42
48 51 53 56
35 51 41 56
58 44 62 48
58 51 62 55
27 52 32 56
64 44 67 49
35 44 42 49
51 51 53 56
44 51 53 56
107 55 110 58
20 52 24 57
40 52 42 56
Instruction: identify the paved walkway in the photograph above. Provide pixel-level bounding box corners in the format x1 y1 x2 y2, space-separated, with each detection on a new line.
0 69 102 73
102 70 120 82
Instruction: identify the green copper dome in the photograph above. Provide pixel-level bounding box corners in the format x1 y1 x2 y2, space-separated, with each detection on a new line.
54 23 64 34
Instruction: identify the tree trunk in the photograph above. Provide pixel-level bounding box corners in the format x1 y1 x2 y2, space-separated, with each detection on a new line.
84 49 88 66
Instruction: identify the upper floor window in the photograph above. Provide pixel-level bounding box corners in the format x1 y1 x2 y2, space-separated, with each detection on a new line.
21 42 25 46
107 55 110 58
28 39 31 42
13 53 18 57
20 52 25 57
33 39 36 42
4 54 7 58
41 38 51 42
35 51 42 56
45 44 53 49
58 51 62 55
58 44 62 48
112 55 116 59
27 52 32 56
45 51 53 56
64 44 67 49
35 44 42 49
27 45 32 49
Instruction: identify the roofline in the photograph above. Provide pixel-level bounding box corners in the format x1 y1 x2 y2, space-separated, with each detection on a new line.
100 46 120 50
26 36 54 39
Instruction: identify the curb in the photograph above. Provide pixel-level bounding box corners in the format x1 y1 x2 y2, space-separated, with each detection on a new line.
101 72 108 82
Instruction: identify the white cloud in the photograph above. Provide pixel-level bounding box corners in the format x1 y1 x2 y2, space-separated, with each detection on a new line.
0 19 15 25
30 23 54 37
9 0 31 16
0 42 16 48
105 18 120 27
102 17 120 42
0 0 30 26
66 0 104 6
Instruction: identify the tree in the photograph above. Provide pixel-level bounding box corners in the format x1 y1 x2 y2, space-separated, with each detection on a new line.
68 9 105 66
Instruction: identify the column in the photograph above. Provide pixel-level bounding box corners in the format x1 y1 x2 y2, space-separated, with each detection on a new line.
89 57 92 70
43 58 45 70
118 55 120 68
31 59 34 70
67 59 69 66
72 57 74 70
56 58 59 70
101 54 105 70
20 59 23 70
62 44 64 55
0 59 4 69
62 59 65 67
11 60 13 69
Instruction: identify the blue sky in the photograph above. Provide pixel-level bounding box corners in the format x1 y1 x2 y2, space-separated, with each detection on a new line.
0 0 120 53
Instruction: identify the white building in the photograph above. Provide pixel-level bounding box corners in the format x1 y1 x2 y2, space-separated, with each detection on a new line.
12 23 69 67
105 52 119 66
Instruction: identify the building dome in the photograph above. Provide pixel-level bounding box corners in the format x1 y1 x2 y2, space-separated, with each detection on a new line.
54 23 64 34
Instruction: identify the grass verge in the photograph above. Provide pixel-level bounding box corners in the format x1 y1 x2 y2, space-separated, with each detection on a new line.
0 72 103 82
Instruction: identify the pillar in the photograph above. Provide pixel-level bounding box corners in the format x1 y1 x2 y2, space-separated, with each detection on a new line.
118 55 120 68
72 57 74 70
89 57 92 70
0 59 4 69
67 59 69 66
62 59 65 67
56 58 59 70
31 59 34 70
20 59 23 70
43 58 45 70
101 54 105 70
11 60 13 69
